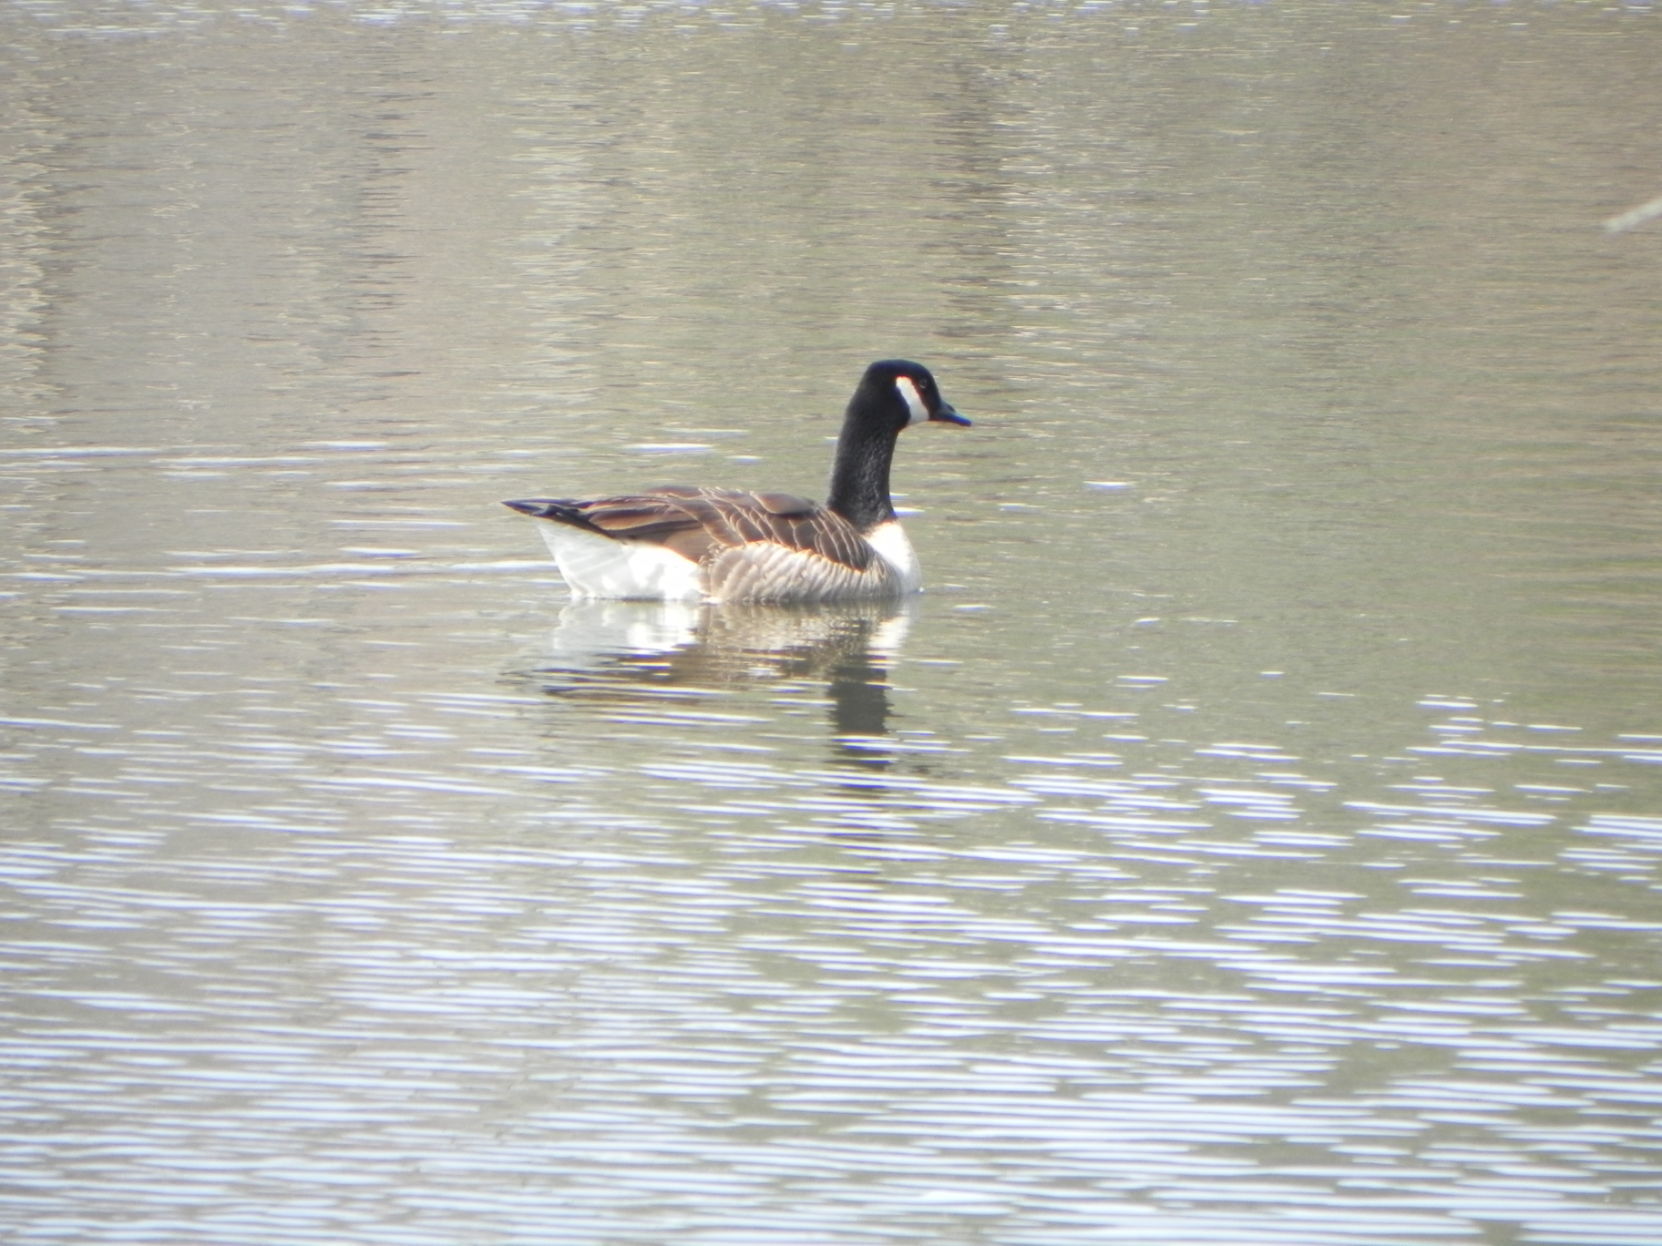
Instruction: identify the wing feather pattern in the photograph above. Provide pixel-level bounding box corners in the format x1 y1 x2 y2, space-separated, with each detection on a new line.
514 486 899 603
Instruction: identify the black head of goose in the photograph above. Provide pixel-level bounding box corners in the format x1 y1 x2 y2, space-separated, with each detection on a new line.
503 359 970 604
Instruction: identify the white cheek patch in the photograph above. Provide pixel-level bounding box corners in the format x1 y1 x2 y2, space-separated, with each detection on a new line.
895 375 930 425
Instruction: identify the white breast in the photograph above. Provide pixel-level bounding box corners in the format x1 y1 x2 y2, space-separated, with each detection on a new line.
863 520 922 593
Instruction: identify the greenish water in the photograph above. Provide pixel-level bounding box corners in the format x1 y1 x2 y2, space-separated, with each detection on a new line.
3 3 1661 1243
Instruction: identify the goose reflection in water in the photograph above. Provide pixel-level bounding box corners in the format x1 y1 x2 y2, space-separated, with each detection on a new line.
525 599 915 769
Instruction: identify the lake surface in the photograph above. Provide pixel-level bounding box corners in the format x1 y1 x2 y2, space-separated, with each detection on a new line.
3 2 1662 1243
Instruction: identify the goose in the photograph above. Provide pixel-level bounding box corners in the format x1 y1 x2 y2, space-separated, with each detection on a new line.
503 359 970 604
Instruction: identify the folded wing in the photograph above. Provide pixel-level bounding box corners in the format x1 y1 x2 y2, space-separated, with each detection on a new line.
534 485 877 574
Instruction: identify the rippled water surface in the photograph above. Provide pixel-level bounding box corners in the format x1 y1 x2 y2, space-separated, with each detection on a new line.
4 2 1662 1243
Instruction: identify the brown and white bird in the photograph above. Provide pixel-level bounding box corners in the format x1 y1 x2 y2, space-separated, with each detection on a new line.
503 359 970 604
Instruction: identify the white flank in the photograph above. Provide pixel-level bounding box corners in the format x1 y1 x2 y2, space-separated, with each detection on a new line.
864 519 922 592
536 525 703 601
894 375 930 425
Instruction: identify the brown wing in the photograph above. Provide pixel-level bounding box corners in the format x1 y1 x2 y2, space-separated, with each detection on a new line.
541 486 874 572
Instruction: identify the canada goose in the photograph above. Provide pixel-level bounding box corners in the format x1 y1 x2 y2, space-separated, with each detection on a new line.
504 359 970 604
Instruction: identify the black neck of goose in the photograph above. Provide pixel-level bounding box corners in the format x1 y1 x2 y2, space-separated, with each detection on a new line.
826 412 899 532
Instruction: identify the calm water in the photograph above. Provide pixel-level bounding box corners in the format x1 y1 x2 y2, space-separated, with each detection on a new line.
4 2 1662 1243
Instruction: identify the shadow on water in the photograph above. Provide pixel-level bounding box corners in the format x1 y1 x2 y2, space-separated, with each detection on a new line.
514 599 916 771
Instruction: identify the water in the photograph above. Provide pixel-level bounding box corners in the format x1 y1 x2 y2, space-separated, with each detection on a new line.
3 2 1662 1243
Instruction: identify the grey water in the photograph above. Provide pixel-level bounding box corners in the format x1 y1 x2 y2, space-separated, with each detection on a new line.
3 2 1662 1243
